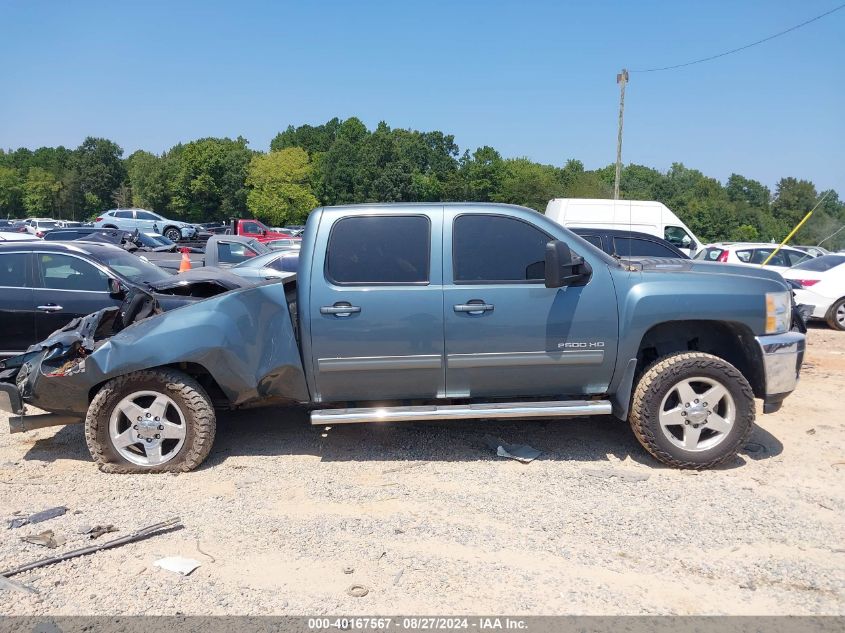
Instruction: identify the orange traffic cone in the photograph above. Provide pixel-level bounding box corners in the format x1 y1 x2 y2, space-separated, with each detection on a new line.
178 248 192 272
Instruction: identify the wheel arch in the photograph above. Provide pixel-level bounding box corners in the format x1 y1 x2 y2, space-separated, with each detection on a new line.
88 362 229 408
635 320 764 397
611 319 765 420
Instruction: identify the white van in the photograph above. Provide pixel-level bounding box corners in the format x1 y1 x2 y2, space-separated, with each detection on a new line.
545 198 702 257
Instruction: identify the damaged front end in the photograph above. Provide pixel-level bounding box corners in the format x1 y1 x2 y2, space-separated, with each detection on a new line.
1 280 308 434
0 307 127 432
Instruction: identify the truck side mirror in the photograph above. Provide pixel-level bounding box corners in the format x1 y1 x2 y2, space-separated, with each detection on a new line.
544 240 590 288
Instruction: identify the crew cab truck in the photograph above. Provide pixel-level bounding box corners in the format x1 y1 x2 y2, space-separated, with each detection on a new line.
0 203 804 473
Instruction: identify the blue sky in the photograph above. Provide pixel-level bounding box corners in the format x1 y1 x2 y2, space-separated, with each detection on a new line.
1 0 843 193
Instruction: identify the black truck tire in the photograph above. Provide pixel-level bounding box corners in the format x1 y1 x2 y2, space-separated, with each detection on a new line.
85 369 216 473
825 298 845 331
629 352 755 469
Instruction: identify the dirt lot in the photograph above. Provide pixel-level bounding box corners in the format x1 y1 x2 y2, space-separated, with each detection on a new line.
0 325 843 615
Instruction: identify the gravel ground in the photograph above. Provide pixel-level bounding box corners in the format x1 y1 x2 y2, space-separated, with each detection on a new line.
0 325 843 615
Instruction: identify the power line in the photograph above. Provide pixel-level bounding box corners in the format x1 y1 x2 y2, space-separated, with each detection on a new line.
630 3 845 73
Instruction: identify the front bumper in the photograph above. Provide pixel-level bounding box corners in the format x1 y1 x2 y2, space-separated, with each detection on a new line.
755 331 805 413
180 226 198 239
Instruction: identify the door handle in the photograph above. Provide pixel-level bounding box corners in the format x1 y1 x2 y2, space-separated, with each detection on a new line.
37 304 64 312
454 302 494 315
320 303 361 317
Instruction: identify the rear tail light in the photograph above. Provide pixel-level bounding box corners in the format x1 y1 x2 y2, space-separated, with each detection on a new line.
717 250 729 262
94 217 103 222
796 279 820 288
35 231 44 238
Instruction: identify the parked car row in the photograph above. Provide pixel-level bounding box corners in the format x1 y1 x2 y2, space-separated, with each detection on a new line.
0 241 252 356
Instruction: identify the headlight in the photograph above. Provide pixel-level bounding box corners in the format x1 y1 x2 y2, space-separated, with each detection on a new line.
765 291 790 334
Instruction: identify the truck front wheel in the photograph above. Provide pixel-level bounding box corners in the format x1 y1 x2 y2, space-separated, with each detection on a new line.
85 369 216 473
629 352 755 469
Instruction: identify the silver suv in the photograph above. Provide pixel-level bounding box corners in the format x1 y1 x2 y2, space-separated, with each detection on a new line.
94 209 197 242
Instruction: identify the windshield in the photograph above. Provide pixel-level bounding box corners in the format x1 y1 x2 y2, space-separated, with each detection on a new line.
139 233 174 247
791 254 845 272
94 249 172 283
38 221 58 229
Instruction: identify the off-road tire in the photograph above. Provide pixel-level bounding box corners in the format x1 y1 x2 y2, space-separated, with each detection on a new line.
163 226 181 242
85 369 215 473
629 351 755 469
825 298 845 331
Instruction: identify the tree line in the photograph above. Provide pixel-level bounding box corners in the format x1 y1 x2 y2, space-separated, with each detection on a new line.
1 117 842 249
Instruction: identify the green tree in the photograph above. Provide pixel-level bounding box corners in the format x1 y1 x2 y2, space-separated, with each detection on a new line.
23 167 62 216
245 148 319 225
0 166 24 217
492 158 564 211
270 118 342 154
71 137 126 213
126 150 176 212
170 137 253 221
772 177 817 226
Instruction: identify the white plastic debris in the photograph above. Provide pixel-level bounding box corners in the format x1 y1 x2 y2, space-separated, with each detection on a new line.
154 556 201 576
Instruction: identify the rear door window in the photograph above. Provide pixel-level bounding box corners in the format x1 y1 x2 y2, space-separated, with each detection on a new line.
0 253 29 287
326 215 430 285
37 254 108 291
114 211 134 219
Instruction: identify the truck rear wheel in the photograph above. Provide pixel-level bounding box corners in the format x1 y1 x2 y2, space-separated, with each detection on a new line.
629 352 754 469
85 369 216 473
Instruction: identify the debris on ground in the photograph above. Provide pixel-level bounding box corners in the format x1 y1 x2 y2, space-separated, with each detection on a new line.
346 584 369 597
582 467 651 483
342 565 354 574
21 529 66 549
0 574 38 595
392 568 404 585
484 435 542 463
8 506 68 529
0 517 182 578
77 524 119 539
154 556 201 576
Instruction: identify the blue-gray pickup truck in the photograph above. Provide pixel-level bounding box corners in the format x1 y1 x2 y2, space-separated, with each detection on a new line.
0 203 805 473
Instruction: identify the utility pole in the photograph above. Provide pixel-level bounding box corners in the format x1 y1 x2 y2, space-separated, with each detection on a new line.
614 68 629 200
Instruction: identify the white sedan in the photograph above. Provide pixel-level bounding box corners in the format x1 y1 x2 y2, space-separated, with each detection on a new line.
695 242 813 273
782 254 845 331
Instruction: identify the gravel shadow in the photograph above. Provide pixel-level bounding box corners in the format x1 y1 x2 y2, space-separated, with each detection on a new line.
16 406 783 470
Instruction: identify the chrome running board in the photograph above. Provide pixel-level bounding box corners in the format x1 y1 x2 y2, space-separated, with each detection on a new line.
310 400 612 425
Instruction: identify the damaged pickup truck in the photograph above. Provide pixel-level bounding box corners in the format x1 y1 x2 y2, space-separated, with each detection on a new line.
0 203 805 473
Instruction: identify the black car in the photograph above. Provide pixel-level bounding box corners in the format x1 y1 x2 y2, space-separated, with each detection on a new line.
570 227 690 259
0 242 248 356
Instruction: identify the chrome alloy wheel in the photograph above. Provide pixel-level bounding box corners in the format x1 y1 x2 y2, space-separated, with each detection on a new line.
658 377 736 452
108 390 186 466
